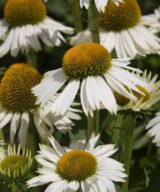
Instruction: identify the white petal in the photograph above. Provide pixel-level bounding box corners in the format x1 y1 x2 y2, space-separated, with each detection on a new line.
100 32 116 52
33 68 68 106
36 155 56 169
146 114 160 129
26 25 41 51
39 144 59 163
85 77 101 110
27 172 60 187
32 68 67 105
97 176 116 192
68 181 80 191
92 144 116 157
94 76 117 114
80 79 93 116
10 27 21 57
80 0 90 9
10 113 21 144
48 136 65 155
106 73 136 100
0 112 13 129
81 181 91 192
33 111 48 136
96 180 108 192
86 135 99 151
95 0 108 12
52 80 80 115
45 180 67 192
0 29 15 57
18 112 29 146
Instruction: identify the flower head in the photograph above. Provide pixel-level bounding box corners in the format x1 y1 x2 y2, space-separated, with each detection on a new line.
0 63 42 112
115 71 160 111
27 135 127 192
71 0 160 58
0 64 81 145
99 0 141 31
63 42 112 79
0 0 74 57
4 0 47 27
0 144 33 178
33 42 147 116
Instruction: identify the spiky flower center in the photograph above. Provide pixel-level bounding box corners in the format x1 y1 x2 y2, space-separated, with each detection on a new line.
4 0 47 27
56 150 97 181
1 155 27 172
0 64 42 112
0 155 28 177
115 85 150 106
99 0 141 31
62 43 112 79
0 145 33 178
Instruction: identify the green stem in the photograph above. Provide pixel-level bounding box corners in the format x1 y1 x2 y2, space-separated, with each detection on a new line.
122 114 135 191
71 0 83 32
87 0 100 138
95 110 100 134
28 114 39 155
0 130 5 143
26 50 37 68
77 188 82 192
87 110 100 140
87 115 95 140
10 183 21 192
112 114 124 161
88 0 100 43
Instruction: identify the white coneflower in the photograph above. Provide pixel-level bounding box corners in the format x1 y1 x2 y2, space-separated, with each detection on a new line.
0 64 81 146
0 144 33 178
0 0 74 57
80 0 124 12
114 71 160 111
142 6 160 34
33 42 147 117
27 135 127 192
71 0 160 58
146 112 160 147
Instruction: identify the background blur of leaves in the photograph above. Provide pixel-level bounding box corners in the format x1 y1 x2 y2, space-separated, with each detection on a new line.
0 0 160 191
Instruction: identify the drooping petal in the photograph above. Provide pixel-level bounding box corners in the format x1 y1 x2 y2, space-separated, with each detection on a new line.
32 68 68 106
52 80 80 115
10 112 21 144
18 112 30 146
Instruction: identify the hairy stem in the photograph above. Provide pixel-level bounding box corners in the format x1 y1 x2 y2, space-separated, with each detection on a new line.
26 50 38 69
122 114 135 191
87 114 95 140
88 0 100 43
71 0 83 32
112 114 124 161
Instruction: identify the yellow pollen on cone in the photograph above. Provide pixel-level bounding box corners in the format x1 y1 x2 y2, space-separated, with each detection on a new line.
57 150 97 181
99 0 141 31
4 0 47 26
0 64 42 112
63 43 112 79
115 85 150 106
